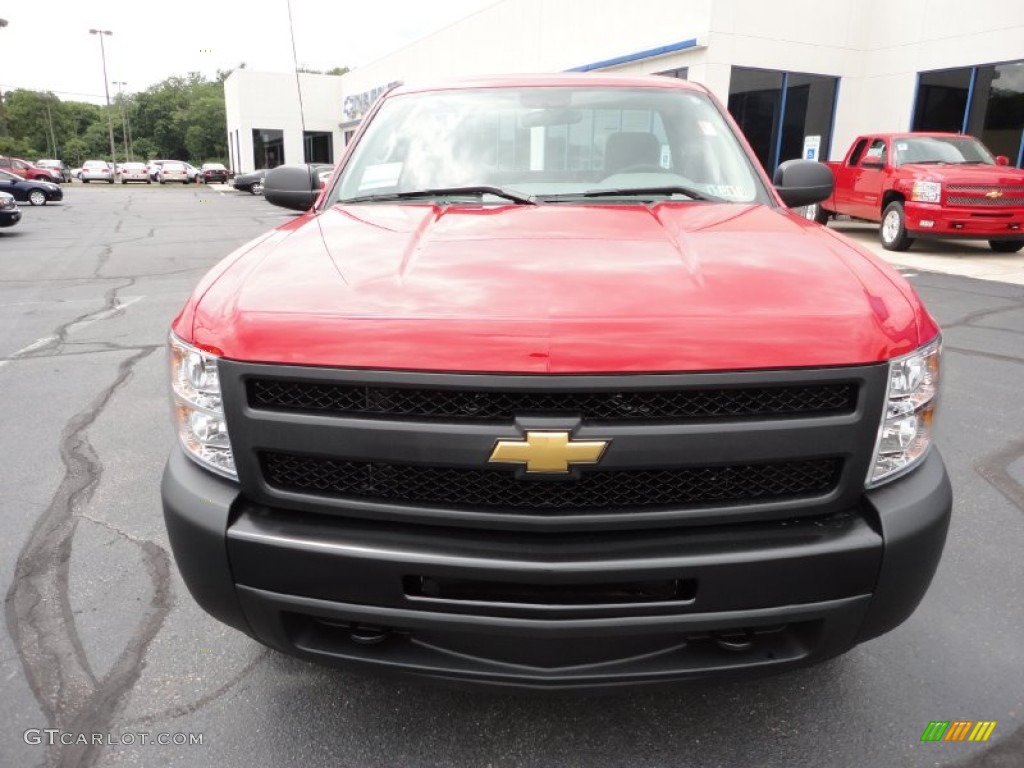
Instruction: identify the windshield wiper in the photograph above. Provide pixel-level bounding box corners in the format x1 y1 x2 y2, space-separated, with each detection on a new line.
535 185 720 203
340 186 537 205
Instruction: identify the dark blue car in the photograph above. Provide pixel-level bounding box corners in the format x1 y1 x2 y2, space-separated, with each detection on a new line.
0 169 63 206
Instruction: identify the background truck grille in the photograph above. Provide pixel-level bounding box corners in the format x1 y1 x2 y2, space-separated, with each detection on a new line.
262 452 841 512
248 379 857 422
946 184 1024 207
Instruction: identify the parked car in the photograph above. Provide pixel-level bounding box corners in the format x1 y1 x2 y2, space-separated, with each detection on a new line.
80 160 115 184
119 162 151 184
148 160 194 183
35 159 71 183
231 168 268 195
0 191 21 228
158 162 190 184
813 132 1024 253
0 169 64 205
201 163 230 184
0 156 57 182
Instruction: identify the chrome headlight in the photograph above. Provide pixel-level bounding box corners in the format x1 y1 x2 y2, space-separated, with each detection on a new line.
911 181 941 203
169 334 236 479
867 337 941 487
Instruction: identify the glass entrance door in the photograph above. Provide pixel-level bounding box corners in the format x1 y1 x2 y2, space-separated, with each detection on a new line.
728 66 839 174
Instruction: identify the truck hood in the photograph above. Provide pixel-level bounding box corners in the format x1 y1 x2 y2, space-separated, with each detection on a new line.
899 163 1024 185
189 203 929 373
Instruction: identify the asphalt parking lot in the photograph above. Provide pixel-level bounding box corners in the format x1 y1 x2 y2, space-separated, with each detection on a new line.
1 186 1022 768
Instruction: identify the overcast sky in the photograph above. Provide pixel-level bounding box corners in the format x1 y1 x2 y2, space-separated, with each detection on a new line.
0 0 497 103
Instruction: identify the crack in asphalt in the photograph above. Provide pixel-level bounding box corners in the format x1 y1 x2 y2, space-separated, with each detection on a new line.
3 236 175 767
10 280 137 361
943 345 1024 365
0 345 162 365
942 299 1024 329
4 347 171 768
975 440 1024 512
121 648 271 728
4 349 142 720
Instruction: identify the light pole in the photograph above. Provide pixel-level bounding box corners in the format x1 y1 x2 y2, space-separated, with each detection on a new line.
0 19 8 136
89 28 118 167
113 81 131 160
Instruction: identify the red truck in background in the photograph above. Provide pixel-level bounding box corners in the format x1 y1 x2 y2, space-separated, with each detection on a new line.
809 132 1024 253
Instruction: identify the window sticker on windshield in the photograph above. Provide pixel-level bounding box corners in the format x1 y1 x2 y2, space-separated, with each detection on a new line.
896 142 908 151
705 184 746 200
698 120 718 136
359 162 402 190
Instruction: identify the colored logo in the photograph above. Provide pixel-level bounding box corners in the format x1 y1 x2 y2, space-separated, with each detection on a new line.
488 431 609 473
986 190 1003 199
921 721 997 742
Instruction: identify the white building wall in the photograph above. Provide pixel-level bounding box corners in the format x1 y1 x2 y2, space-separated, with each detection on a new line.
341 0 714 95
848 0 1024 155
225 70 346 173
225 0 1024 169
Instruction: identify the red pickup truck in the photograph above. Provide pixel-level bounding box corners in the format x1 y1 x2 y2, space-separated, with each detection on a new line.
162 75 951 690
810 132 1024 253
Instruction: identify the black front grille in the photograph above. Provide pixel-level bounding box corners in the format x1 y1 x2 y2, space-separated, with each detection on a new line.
248 379 857 422
262 452 841 513
946 195 1024 207
946 185 1024 207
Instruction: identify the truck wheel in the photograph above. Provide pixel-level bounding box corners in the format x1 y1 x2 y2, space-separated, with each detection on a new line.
880 202 913 251
989 240 1023 254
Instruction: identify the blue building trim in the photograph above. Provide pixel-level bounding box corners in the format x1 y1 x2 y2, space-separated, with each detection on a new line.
567 38 699 72
771 72 790 174
1016 129 1024 169
962 67 978 134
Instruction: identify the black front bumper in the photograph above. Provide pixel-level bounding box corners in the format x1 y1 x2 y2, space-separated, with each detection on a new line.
162 448 951 690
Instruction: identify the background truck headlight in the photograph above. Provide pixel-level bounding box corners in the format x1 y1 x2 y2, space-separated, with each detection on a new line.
169 335 236 479
911 181 942 203
867 337 941 486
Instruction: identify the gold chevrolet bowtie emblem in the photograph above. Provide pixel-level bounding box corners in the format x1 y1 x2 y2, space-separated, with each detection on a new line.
986 190 1003 199
488 431 609 473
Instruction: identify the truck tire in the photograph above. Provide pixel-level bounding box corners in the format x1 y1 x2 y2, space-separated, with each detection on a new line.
989 240 1024 254
880 202 913 251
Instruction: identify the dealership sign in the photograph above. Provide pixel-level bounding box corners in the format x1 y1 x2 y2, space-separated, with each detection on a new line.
343 82 401 121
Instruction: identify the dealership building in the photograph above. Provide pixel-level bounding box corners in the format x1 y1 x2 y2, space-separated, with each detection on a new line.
224 0 1024 174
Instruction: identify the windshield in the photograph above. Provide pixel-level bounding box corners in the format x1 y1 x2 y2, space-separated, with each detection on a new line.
334 86 768 205
893 136 995 166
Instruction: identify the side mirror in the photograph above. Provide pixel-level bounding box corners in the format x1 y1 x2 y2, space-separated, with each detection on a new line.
263 164 321 211
773 159 834 209
995 155 1010 167
860 159 884 170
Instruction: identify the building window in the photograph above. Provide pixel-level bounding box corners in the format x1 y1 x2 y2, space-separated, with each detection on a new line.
655 67 688 80
727 66 838 173
252 129 284 169
916 61 1024 166
913 69 972 133
304 131 334 164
